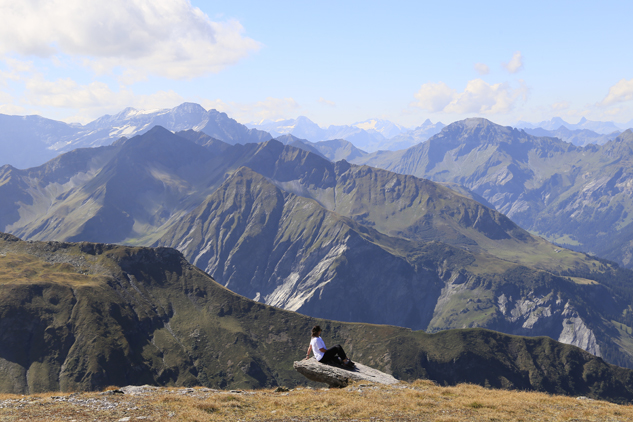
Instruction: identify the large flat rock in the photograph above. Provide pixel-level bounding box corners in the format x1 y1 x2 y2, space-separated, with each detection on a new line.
293 358 399 388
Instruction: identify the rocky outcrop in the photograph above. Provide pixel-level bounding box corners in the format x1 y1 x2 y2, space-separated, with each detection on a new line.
497 292 601 356
293 359 399 388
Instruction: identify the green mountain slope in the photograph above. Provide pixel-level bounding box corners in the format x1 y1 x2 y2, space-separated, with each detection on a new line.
0 127 252 246
156 165 633 369
156 166 444 329
198 138 593 273
354 118 633 268
231 140 628 287
1 126 586 271
2 233 633 404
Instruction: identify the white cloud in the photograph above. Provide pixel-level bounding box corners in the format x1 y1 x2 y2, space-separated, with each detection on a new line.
17 74 185 122
0 104 30 115
446 80 521 114
0 58 34 84
252 97 300 119
117 68 150 86
598 78 633 106
551 101 570 111
0 91 16 111
0 0 260 80
602 107 626 117
474 63 490 75
0 90 41 115
411 82 456 112
10 67 299 123
412 79 526 115
318 97 336 107
503 51 524 74
25 77 127 109
199 99 231 113
200 97 300 123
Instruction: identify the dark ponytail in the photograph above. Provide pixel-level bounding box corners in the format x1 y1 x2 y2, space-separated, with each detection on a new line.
311 325 321 337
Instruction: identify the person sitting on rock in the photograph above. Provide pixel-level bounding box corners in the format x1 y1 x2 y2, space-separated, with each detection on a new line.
305 325 354 368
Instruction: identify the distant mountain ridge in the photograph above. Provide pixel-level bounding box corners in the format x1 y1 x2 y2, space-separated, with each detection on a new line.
379 119 446 151
522 125 619 146
249 116 444 152
3 103 631 169
516 116 629 134
250 116 389 152
273 134 368 162
0 103 271 169
353 118 409 139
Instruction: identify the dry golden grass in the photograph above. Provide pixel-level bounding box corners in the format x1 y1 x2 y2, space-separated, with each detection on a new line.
1 380 632 421
0 252 100 286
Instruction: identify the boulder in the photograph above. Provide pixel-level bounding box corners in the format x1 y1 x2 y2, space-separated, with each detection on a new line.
119 385 160 395
293 358 399 388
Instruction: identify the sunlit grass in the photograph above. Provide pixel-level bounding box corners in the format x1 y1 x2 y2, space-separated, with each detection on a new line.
2 381 631 421
0 253 100 286
152 381 633 421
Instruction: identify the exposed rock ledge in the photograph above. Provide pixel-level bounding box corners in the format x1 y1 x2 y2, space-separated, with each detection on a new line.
293 358 399 388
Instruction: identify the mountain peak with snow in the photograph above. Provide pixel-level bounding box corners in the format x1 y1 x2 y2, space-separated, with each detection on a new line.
352 118 409 139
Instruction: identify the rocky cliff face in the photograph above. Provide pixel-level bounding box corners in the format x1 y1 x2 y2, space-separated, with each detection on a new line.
497 292 601 356
422 265 610 360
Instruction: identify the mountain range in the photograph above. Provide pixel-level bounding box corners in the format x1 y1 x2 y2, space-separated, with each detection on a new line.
352 118 633 271
248 116 422 152
3 102 632 170
4 126 633 369
522 126 619 146
516 116 628 134
6 104 633 366
0 103 270 169
3 233 633 404
273 135 368 162
0 103 449 170
252 116 452 152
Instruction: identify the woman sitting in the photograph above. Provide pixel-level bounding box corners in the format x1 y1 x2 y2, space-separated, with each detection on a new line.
305 325 354 368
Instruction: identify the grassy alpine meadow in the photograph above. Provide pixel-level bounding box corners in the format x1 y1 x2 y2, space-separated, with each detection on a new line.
0 381 631 421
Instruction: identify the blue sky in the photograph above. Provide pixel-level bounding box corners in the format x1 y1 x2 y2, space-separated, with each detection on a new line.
0 0 632 128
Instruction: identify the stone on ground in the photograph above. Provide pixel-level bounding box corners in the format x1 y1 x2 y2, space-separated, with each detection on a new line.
293 358 399 388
